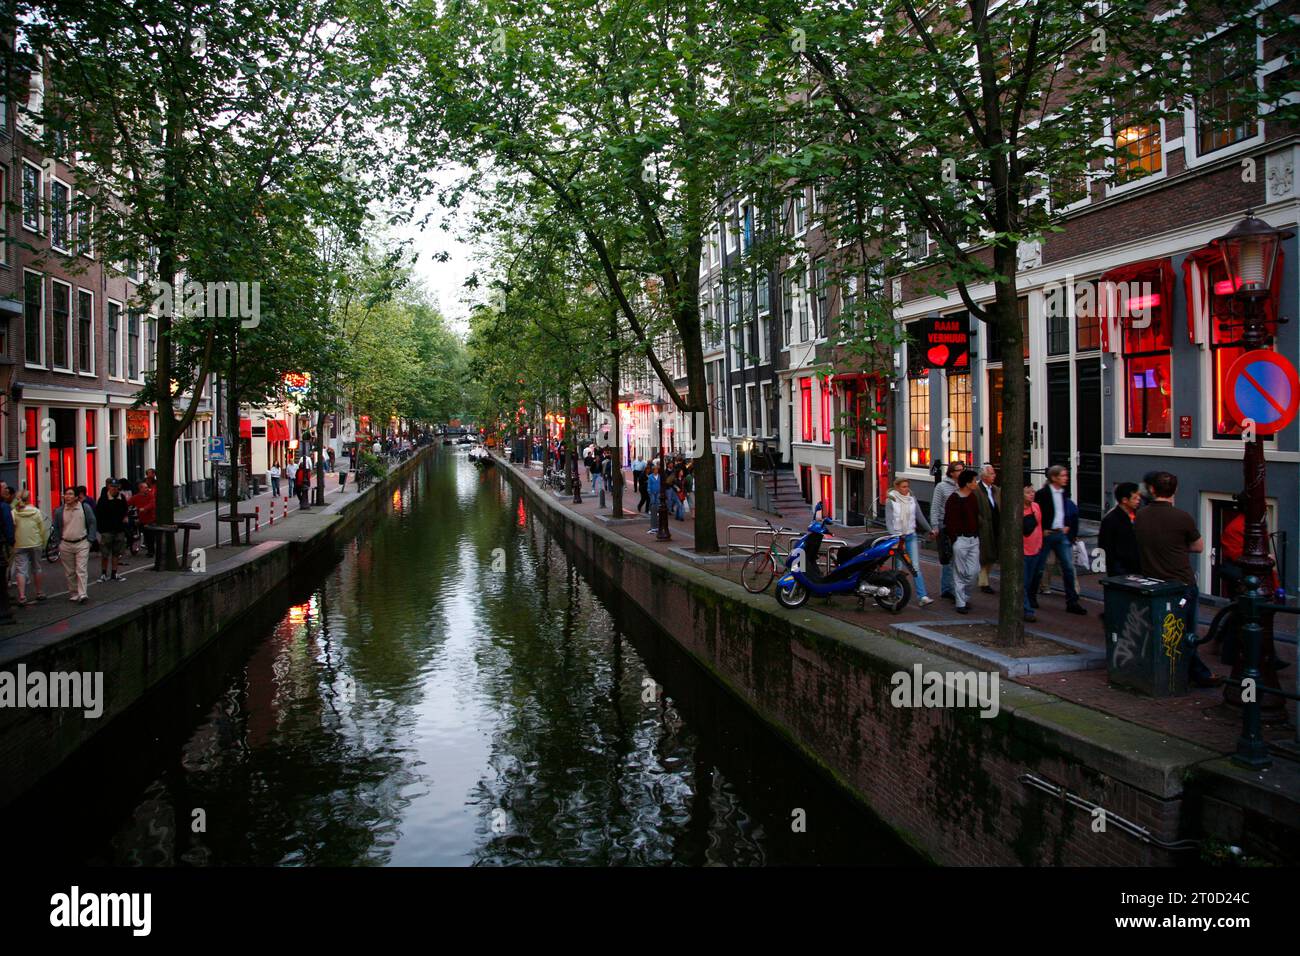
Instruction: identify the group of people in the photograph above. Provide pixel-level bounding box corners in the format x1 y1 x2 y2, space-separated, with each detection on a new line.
269 453 326 506
630 453 695 532
888 460 1225 687
0 471 159 617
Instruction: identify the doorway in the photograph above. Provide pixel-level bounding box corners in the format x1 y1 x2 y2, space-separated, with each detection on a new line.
987 367 1030 486
1075 358 1103 519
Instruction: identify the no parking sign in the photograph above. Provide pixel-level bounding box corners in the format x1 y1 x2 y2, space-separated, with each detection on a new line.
1225 350 1300 436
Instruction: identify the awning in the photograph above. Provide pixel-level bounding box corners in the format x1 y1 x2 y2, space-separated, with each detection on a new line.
266 419 290 443
1098 257 1175 355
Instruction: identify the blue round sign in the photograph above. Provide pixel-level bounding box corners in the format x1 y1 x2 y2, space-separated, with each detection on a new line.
1225 350 1299 435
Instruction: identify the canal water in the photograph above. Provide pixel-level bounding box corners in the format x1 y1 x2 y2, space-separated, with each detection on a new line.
18 450 920 866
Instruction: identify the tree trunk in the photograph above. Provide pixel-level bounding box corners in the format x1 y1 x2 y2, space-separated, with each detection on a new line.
993 241 1027 647
315 407 328 505
609 309 623 518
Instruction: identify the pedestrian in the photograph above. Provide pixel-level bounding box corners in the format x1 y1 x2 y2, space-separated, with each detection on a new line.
885 476 935 606
12 490 48 606
1030 465 1088 615
636 457 651 513
590 449 602 496
51 485 97 604
1022 485 1043 623
1097 481 1142 577
372 438 382 456
0 489 13 623
132 478 157 558
975 464 1000 594
945 469 982 614
327 447 336 473
668 469 684 520
269 461 282 497
1134 471 1217 687
646 464 661 533
681 465 694 515
930 460 964 601
95 479 129 583
295 457 311 509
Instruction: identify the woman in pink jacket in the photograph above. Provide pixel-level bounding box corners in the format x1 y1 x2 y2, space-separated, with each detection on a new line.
1022 485 1043 623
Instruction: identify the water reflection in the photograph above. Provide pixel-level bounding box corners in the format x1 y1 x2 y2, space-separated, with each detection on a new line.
29 448 919 866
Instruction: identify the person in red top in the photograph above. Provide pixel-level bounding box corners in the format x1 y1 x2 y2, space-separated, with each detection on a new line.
1022 485 1043 623
132 481 157 557
1220 495 1281 594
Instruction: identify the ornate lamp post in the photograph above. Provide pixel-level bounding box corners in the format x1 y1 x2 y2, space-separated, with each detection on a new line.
1209 211 1293 768
652 397 670 541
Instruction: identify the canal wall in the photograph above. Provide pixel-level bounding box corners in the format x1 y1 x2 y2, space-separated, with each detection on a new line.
499 458 1299 866
0 448 433 809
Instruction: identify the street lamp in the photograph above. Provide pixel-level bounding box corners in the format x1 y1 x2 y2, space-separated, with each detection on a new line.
1209 210 1294 768
652 397 670 541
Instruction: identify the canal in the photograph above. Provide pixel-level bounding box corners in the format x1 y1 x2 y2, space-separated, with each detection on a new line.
17 450 920 866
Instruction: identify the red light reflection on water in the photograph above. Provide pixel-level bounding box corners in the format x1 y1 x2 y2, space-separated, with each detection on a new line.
517 499 527 528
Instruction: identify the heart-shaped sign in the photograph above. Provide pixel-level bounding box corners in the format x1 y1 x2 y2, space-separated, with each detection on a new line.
927 344 949 367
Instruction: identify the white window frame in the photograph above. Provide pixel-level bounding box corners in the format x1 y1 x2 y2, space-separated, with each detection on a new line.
76 287 96 378
23 268 45 369
1103 111 1168 199
106 297 125 381
50 277 74 372
50 176 72 253
791 191 807 237
1181 25 1266 170
21 160 42 234
725 205 738 253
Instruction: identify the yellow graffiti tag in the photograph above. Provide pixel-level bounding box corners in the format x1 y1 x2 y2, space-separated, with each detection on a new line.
1161 612 1185 687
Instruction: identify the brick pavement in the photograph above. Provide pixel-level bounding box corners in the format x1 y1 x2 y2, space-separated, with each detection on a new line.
513 456 1297 757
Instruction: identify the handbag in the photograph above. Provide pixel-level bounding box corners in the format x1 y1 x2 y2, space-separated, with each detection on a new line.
938 530 953 565
1072 539 1090 570
1022 513 1038 537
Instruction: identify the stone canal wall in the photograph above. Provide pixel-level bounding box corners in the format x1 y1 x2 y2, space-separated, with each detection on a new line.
500 458 1298 866
0 448 432 809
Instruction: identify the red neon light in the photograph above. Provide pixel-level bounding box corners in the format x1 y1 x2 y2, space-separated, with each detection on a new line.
1214 277 1242 295
1126 293 1161 311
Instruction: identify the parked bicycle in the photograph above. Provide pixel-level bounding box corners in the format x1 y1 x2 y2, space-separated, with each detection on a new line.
740 519 793 593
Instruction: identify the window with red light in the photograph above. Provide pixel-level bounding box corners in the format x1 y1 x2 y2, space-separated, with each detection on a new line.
24 408 38 451
820 380 831 444
85 409 98 494
799 464 812 503
1119 268 1172 438
799 377 813 443
1208 259 1274 438
819 473 833 518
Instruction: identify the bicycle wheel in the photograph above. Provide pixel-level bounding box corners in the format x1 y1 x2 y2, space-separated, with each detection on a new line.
740 551 775 593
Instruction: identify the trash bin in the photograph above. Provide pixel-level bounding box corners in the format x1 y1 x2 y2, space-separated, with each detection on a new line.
1101 575 1194 697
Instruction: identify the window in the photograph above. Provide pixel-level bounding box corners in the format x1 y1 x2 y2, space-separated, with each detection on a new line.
907 332 930 468
24 407 39 507
147 317 157 373
814 259 828 338
741 203 754 254
946 371 973 464
1206 259 1271 438
77 289 93 373
842 276 858 332
1047 293 1070 355
107 301 121 377
1113 113 1161 184
797 275 808 342
1194 29 1256 155
1074 280 1101 351
749 386 761 436
75 200 92 257
1049 166 1089 210
799 377 813 442
23 271 43 366
799 464 812 504
984 302 1027 364
733 385 745 431
51 180 71 251
782 275 794 345
762 382 775 436
1117 269 1173 438
725 206 737 252
819 473 833 518
791 192 806 234
757 273 770 363
127 309 141 380
907 226 928 260
820 379 831 443
85 410 98 496
0 168 6 264
51 280 72 370
21 162 41 232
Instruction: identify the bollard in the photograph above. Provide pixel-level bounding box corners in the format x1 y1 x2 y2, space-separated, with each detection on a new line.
269 497 276 525
255 506 261 532
284 495 289 516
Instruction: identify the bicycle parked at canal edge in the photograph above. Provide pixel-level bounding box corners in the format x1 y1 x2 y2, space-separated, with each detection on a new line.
740 518 794 593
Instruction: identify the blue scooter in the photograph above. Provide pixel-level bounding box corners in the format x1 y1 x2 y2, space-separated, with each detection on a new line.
774 503 914 613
